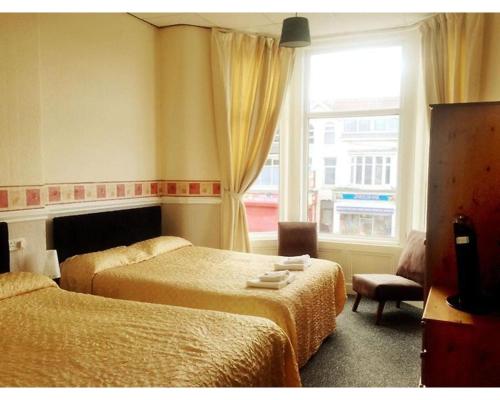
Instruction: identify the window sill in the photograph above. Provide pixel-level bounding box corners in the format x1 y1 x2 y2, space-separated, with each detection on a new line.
318 235 400 247
249 232 278 241
250 234 402 251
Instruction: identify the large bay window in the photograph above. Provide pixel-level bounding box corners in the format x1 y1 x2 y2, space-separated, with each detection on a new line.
306 45 402 239
248 31 420 244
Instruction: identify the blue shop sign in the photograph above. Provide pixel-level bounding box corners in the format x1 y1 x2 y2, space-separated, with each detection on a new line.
342 193 391 201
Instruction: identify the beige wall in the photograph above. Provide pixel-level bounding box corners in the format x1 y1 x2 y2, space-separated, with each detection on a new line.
0 14 43 186
8 220 46 273
156 26 221 247
158 26 220 181
1 13 160 272
39 14 159 183
162 203 221 248
480 13 500 101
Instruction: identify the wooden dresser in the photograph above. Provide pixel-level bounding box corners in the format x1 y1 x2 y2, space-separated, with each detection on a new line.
421 286 500 387
423 102 500 387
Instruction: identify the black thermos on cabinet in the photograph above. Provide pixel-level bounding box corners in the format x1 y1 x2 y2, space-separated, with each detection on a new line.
0 222 9 273
447 214 484 312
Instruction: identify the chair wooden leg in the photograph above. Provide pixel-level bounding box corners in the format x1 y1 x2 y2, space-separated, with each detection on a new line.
375 300 386 325
352 293 362 312
396 300 401 309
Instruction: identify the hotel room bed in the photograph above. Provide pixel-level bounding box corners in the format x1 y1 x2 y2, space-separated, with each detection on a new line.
0 272 300 387
59 236 346 367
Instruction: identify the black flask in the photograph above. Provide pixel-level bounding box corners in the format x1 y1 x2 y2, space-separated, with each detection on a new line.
0 222 9 273
447 215 485 313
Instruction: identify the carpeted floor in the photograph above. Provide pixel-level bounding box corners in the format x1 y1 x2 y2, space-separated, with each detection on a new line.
300 295 423 387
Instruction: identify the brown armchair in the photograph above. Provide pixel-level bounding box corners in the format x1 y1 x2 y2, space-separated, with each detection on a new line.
352 230 426 325
278 222 318 258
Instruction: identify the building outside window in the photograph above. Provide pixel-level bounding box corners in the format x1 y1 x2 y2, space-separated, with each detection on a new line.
306 45 401 238
324 122 335 144
324 157 336 185
244 132 280 233
308 123 315 144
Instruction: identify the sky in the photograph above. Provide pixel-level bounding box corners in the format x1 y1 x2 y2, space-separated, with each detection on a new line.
310 46 402 103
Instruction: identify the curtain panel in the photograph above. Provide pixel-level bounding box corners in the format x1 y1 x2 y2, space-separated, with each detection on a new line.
211 29 295 252
415 13 486 231
420 13 485 104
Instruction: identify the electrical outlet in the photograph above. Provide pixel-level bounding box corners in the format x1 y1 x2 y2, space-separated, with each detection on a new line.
8 238 25 252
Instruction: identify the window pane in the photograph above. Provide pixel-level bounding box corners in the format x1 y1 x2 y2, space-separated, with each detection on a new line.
364 157 373 185
309 46 402 113
324 122 335 144
306 46 401 239
245 131 279 233
308 116 398 238
385 158 391 184
359 119 370 132
309 123 315 144
375 157 383 185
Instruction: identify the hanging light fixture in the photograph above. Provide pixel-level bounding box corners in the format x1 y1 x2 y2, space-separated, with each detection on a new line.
279 14 311 48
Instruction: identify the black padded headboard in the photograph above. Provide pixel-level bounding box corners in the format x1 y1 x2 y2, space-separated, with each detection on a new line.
53 206 162 262
0 222 9 273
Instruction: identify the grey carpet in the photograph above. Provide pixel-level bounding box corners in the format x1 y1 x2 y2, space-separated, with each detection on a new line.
300 295 423 387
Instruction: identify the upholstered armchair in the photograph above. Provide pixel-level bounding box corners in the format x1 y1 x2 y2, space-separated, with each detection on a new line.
352 230 426 325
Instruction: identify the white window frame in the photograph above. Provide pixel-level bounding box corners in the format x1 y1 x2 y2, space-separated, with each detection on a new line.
300 31 419 246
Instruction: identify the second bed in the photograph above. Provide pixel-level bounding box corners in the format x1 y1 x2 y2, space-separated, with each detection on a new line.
55 207 346 367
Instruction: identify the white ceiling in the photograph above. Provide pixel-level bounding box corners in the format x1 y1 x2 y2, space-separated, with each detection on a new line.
131 13 433 38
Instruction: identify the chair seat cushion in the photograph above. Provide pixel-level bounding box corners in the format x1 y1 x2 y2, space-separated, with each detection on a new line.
352 274 423 301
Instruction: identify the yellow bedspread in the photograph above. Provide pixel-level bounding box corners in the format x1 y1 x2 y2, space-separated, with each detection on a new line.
0 272 300 387
61 237 347 367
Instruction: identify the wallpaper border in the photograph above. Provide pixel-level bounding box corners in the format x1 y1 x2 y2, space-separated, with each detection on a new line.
0 180 221 212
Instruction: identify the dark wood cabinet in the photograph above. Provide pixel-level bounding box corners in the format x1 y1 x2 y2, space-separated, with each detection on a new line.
421 286 500 387
423 102 500 387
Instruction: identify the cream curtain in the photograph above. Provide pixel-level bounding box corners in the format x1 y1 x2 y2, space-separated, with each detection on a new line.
420 13 485 104
414 13 485 230
211 29 295 252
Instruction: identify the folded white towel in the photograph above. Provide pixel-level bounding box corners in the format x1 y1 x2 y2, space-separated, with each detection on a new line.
258 270 290 282
247 274 296 289
282 255 310 265
274 262 311 271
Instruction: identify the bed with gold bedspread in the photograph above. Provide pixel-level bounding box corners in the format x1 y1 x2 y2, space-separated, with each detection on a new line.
61 237 346 367
0 272 300 387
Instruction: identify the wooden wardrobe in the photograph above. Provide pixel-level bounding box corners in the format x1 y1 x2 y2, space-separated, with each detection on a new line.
421 102 500 387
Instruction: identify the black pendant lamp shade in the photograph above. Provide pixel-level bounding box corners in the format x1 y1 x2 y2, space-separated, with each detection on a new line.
279 16 311 48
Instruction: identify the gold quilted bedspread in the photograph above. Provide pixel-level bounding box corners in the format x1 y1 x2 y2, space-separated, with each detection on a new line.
0 272 300 387
61 238 346 367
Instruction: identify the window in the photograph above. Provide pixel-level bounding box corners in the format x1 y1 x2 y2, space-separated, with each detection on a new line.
324 157 336 185
324 122 335 144
244 132 280 233
306 45 401 239
350 155 393 187
308 123 315 144
254 158 279 187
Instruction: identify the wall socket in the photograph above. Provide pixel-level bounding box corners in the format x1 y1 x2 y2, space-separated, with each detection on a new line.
8 238 26 252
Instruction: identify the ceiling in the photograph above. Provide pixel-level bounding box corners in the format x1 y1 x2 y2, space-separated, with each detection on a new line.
131 13 433 38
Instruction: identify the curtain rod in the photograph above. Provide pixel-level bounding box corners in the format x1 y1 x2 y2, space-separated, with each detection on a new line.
127 13 211 30
312 13 439 42
128 12 440 38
